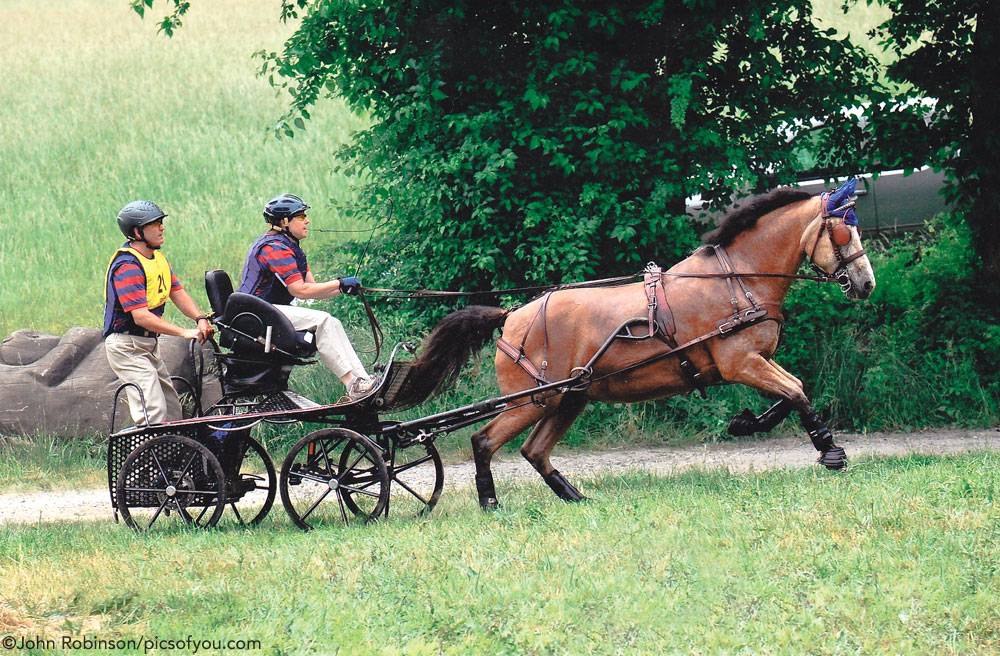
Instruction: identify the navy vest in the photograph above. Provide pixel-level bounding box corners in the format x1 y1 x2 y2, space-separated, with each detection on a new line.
238 231 309 306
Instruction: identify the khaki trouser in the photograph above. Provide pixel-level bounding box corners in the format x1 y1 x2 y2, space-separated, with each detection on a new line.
275 304 368 380
105 333 182 426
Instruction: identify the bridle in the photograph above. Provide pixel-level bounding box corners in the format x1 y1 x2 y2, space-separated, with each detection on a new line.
808 192 868 294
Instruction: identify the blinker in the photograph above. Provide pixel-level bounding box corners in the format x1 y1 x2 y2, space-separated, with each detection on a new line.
831 222 852 246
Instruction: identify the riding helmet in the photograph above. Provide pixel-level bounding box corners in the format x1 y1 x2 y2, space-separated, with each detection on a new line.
117 200 167 238
263 194 310 225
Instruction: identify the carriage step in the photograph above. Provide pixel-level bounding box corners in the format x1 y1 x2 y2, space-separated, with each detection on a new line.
281 390 322 410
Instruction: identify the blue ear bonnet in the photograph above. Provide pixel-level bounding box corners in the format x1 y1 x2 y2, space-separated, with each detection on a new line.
823 178 859 227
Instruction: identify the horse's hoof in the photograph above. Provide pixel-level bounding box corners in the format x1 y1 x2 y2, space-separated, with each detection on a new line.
727 408 758 436
818 446 847 470
479 497 499 511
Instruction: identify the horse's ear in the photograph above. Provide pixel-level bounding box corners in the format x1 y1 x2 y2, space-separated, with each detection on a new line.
829 178 858 206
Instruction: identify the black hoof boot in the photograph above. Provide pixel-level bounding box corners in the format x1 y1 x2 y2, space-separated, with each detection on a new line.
818 446 847 470
479 496 500 511
727 408 758 437
543 469 587 502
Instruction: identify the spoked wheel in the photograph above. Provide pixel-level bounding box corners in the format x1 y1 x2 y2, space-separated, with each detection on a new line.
115 435 226 532
279 428 389 530
221 435 276 527
381 440 444 518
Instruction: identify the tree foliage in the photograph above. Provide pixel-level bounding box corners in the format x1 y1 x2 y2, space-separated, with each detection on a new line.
133 0 878 294
856 0 1000 280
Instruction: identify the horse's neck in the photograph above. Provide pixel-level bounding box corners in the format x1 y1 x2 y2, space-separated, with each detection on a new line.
722 198 819 303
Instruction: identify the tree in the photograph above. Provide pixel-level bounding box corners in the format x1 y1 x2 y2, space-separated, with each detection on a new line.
857 0 1000 280
133 0 877 294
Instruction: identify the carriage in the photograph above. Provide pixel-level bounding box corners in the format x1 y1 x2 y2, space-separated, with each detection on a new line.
107 269 587 532
108 180 876 531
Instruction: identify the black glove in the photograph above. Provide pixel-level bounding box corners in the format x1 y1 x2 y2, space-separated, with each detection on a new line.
339 276 362 296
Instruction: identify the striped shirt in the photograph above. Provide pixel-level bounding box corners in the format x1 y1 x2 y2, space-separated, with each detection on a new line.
257 243 305 287
111 258 181 312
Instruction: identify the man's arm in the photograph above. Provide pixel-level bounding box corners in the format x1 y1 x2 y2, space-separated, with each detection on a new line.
131 307 202 340
169 287 214 339
285 277 344 300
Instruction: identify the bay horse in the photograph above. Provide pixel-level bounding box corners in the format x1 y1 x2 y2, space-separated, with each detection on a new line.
408 179 875 508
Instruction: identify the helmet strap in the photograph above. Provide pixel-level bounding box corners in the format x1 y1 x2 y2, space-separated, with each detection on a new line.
131 227 160 251
271 218 299 244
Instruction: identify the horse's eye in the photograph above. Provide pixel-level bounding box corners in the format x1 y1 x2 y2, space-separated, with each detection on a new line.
831 223 852 246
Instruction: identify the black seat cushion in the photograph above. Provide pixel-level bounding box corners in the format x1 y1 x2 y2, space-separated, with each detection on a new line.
219 293 317 359
205 270 234 316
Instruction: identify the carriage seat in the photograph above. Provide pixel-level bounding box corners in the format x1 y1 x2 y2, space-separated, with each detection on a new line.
205 270 317 360
204 271 318 394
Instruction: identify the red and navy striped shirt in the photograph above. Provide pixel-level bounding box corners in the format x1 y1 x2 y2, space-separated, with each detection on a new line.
238 232 309 305
257 243 305 287
103 252 182 336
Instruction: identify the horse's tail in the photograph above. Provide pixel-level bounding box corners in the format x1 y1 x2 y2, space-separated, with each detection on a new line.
399 305 509 405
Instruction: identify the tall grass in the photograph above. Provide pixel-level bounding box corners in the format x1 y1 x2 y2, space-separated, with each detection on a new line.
2 453 999 654
0 0 367 337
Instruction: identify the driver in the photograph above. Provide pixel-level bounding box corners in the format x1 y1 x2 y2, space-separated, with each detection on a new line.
237 194 376 400
104 200 214 425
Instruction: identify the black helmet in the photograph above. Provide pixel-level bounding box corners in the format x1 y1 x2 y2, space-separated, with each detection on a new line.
117 200 167 238
263 194 309 225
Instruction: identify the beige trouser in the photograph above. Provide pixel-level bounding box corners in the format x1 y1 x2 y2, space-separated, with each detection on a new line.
276 304 368 380
105 333 182 426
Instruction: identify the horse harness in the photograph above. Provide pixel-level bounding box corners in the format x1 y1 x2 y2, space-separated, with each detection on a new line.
496 253 784 400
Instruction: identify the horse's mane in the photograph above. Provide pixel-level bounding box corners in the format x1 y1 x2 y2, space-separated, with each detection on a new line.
700 188 813 248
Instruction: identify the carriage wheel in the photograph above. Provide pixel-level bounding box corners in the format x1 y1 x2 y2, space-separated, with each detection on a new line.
377 440 444 518
279 428 389 530
222 435 276 527
115 435 227 532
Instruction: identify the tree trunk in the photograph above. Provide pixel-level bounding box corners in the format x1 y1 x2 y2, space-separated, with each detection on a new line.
967 0 1000 281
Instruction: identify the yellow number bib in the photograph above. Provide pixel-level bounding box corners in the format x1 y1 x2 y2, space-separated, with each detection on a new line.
104 247 172 310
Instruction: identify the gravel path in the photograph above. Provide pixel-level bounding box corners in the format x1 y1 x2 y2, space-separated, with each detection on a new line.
2 427 997 525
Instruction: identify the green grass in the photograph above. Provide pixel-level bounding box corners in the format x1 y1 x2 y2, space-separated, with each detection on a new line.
0 435 106 494
3 453 1000 654
0 0 368 338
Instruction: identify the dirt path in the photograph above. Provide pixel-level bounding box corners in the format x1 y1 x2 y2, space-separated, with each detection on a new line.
1 427 997 525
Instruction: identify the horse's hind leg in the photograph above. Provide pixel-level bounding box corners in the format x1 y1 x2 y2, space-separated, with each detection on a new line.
519 393 589 502
471 404 548 510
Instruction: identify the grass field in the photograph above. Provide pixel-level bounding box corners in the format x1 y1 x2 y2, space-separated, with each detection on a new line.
0 0 368 337
2 453 999 654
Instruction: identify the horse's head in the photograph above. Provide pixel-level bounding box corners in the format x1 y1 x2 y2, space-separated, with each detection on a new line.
801 178 876 299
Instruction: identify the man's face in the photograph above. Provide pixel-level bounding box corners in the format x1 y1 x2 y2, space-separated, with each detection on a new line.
138 220 165 248
285 213 309 240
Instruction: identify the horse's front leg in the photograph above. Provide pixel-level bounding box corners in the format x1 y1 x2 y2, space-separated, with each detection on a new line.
767 360 846 470
727 398 795 437
719 354 846 470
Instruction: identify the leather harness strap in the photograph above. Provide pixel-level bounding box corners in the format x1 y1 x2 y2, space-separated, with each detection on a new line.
643 263 706 396
496 292 553 384
643 265 676 346
496 257 787 396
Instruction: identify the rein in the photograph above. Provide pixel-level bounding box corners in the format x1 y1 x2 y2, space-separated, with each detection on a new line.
362 268 840 300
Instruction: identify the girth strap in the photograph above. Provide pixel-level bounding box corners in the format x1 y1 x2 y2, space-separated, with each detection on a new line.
643 264 676 346
644 262 704 397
